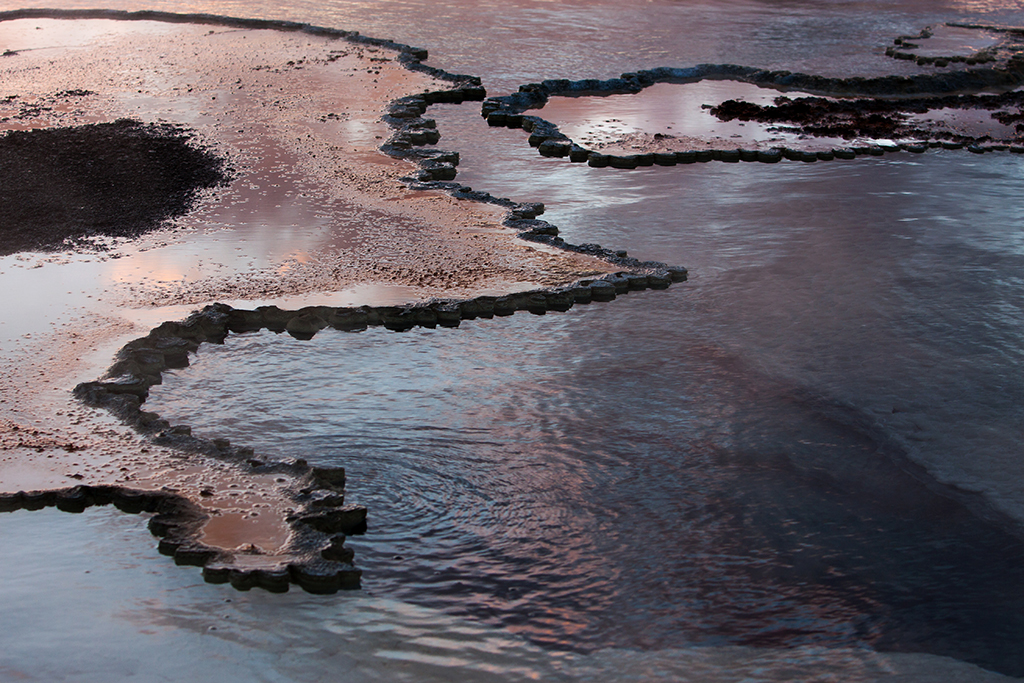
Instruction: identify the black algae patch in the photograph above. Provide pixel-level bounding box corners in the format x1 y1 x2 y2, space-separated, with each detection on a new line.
0 119 230 255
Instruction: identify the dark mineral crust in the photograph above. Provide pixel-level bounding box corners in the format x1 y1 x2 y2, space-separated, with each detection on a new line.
0 118 230 255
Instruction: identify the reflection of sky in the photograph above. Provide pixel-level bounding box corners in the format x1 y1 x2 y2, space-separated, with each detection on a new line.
0 17 179 51
0 254 111 352
541 81 853 152
906 105 1019 139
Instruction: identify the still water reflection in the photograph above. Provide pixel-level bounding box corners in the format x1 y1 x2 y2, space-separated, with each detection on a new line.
537 81 855 153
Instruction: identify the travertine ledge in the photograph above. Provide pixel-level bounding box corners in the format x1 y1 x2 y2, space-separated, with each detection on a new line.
479 42 1024 168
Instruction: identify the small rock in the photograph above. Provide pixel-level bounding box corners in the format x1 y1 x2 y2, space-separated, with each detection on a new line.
0 491 24 512
570 285 593 304
609 155 639 169
290 560 361 594
433 304 461 328
526 293 548 315
328 308 368 332
589 281 617 302
569 145 590 162
667 266 689 282
55 486 89 513
648 273 671 289
321 534 355 563
312 466 347 491
298 504 368 534
493 297 517 316
174 544 218 567
537 139 571 157
625 274 649 290
545 290 574 312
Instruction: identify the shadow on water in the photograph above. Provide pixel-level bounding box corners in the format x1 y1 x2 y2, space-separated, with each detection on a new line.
148 298 1024 677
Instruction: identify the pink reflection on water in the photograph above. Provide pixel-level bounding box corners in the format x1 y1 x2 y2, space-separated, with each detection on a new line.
540 81 857 154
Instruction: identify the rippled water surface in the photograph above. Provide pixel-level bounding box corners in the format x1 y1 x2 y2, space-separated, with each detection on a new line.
9 0 1024 679
150 294 1024 673
7 506 1015 682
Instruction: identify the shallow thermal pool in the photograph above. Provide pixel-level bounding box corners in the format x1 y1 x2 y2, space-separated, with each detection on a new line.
146 290 1024 675
537 81 857 153
3 1 1024 681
